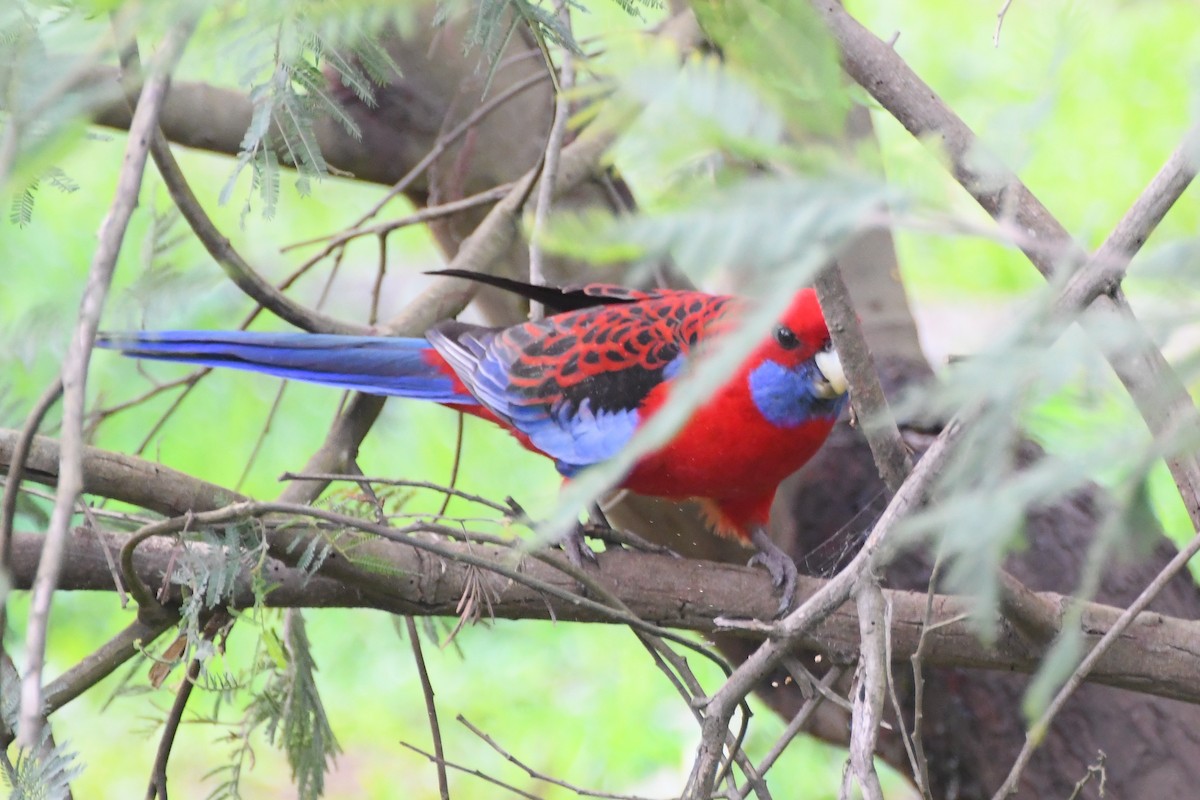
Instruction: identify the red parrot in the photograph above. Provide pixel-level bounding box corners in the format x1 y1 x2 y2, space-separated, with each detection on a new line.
98 270 848 614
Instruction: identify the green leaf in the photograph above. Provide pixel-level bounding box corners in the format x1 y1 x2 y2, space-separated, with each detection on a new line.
690 0 850 137
1022 618 1084 722
543 173 896 278
1124 473 1167 555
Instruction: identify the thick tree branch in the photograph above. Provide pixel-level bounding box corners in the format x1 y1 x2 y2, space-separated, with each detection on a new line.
42 616 174 715
5 433 1197 713
0 431 244 517
6 527 1200 707
89 70 416 187
6 434 1199 715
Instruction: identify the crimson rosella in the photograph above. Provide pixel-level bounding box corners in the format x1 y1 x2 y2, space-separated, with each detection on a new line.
98 270 849 614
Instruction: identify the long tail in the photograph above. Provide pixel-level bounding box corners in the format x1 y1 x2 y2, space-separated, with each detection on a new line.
96 330 477 404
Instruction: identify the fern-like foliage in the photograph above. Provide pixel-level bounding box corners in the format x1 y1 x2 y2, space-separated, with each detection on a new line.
270 609 340 799
2 730 83 800
463 0 658 62
203 609 338 799
465 0 578 64
217 5 403 219
249 612 342 799
173 522 271 645
1 2 92 225
8 167 78 226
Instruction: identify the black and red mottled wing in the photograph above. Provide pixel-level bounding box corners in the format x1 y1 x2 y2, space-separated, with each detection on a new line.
426 290 733 475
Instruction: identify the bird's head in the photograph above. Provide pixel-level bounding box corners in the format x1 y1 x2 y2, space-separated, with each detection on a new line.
744 288 849 427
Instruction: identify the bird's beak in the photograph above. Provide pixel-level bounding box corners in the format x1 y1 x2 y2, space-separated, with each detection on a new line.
813 347 848 399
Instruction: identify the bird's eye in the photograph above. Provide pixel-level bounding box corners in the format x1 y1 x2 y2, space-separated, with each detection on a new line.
773 324 800 350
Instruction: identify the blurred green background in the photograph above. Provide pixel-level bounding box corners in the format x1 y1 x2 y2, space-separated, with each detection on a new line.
3 0 1200 796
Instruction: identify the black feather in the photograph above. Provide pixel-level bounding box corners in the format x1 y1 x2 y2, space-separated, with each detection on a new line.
427 269 636 313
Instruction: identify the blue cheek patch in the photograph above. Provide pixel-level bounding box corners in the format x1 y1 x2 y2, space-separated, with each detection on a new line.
748 359 846 428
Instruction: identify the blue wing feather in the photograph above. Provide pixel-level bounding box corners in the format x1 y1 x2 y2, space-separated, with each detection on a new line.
427 319 666 475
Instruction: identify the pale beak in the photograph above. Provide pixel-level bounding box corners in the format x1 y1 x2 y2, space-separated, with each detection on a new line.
813 348 848 399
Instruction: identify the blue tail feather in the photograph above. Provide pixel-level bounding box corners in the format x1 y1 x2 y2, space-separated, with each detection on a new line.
97 330 476 404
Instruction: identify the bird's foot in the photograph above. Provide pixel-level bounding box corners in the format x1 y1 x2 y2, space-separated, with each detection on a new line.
507 496 600 568
580 502 681 558
748 527 798 618
562 522 600 569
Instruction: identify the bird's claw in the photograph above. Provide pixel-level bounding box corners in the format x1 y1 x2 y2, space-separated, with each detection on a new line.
749 528 798 618
506 496 599 568
562 524 600 569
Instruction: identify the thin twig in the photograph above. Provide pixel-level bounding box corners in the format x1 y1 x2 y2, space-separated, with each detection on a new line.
406 618 450 800
0 376 63 647
458 715 661 800
1 481 154 529
283 183 515 253
736 666 845 798
993 0 1015 47
781 658 854 715
81 505 128 606
278 472 512 514
883 594 930 800
438 413 467 518
91 371 202 419
990 524 1200 799
234 382 289 493
527 7 575 318
146 654 200 800
1065 751 1107 800
399 740 541 800
16 18 195 749
906 555 944 800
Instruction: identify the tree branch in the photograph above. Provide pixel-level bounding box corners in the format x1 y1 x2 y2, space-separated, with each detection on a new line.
147 125 370 335
6 522 1200 706
811 5 1200 791
17 17 196 749
0 431 244 517
88 70 418 187
813 0 1200 530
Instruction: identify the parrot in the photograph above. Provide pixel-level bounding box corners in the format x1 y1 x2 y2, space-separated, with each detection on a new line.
98 270 849 615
